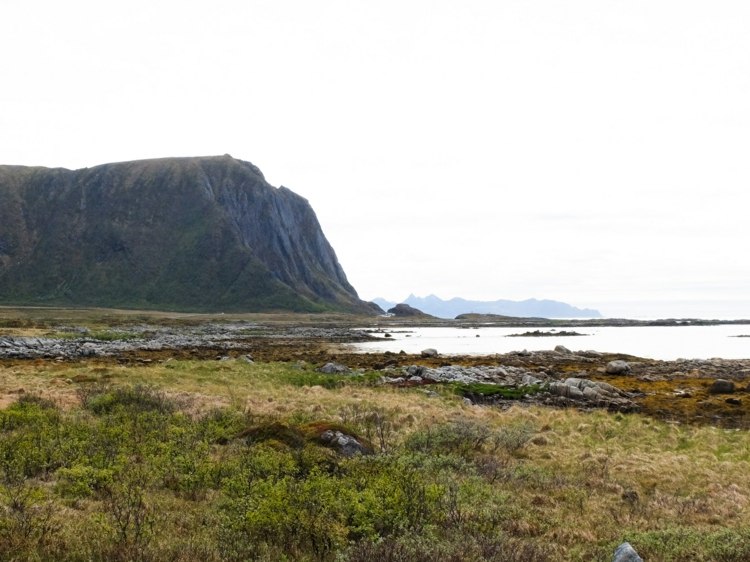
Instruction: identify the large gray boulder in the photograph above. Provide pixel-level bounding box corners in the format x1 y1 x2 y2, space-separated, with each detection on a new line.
318 362 350 374
606 360 631 375
613 542 643 562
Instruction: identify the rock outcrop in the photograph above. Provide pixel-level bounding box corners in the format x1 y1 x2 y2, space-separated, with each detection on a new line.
387 303 435 318
0 155 374 313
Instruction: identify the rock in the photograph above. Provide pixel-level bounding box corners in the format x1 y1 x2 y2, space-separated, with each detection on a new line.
522 374 542 386
319 430 371 457
406 365 426 377
421 348 439 358
606 360 631 375
549 382 584 399
554 345 572 354
241 354 254 363
726 397 742 405
709 379 735 394
318 362 350 374
583 386 602 401
612 542 643 562
388 303 435 318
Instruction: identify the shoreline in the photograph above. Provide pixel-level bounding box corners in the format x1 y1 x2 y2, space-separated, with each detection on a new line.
2 319 750 428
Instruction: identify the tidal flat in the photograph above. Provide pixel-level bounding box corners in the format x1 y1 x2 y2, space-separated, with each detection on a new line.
2 308 750 561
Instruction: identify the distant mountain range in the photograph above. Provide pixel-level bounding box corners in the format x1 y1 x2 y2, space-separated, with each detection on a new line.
372 294 602 319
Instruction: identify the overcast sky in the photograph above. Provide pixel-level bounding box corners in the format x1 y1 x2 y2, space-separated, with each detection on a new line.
2 1 748 318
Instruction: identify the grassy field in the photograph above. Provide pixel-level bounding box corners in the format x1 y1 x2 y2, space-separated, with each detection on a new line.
2 353 750 561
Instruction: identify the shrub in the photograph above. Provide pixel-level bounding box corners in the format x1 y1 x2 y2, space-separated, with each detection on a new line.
404 419 493 458
55 465 114 499
81 384 176 415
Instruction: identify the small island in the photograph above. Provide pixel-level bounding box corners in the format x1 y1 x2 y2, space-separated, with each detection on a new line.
506 329 588 337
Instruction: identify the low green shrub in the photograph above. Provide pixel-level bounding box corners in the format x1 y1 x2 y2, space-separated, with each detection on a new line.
81 384 176 415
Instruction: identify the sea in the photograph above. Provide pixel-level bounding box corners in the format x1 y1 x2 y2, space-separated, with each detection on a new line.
347 325 750 361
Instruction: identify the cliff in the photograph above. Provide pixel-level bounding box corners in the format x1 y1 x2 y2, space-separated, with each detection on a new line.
0 155 374 313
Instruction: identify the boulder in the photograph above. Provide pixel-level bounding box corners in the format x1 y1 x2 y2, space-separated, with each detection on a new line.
421 348 439 358
318 362 350 374
606 360 631 375
612 542 643 562
554 345 572 354
406 365 426 377
319 430 372 457
709 379 735 394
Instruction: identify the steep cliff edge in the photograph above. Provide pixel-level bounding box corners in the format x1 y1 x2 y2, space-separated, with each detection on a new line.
0 155 374 313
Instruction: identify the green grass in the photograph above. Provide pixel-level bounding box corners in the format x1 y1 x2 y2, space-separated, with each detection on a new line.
3 359 750 560
453 382 545 400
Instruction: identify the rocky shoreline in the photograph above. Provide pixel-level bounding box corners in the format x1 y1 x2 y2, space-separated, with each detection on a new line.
2 322 750 427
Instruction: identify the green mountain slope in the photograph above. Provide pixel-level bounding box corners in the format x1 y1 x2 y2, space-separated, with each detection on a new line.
0 155 373 313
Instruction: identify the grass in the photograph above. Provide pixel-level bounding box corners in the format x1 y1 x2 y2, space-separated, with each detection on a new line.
453 382 545 400
2 357 750 560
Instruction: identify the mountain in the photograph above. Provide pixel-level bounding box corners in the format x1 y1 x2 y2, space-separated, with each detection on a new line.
0 155 376 313
373 294 602 319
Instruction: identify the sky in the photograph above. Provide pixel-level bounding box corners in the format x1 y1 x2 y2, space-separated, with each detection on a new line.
1 1 748 318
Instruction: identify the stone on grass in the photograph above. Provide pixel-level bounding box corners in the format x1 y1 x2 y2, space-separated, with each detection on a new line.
318 362 350 374
606 360 631 375
709 379 735 394
319 430 371 457
612 541 643 562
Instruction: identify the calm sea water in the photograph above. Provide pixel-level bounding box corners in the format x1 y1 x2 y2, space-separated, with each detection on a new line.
347 325 750 360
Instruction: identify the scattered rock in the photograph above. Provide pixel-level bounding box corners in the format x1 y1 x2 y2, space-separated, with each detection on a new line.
318 362 350 374
709 379 735 394
406 365 426 377
319 430 371 457
612 542 643 562
606 360 631 375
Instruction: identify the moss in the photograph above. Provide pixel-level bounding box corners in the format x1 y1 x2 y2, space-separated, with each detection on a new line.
453 382 545 400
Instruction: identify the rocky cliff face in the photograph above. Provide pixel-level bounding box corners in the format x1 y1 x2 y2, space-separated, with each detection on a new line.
0 155 373 313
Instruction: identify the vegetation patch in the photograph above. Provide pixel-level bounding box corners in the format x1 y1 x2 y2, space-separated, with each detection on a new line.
453 382 545 401
3 348 750 560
